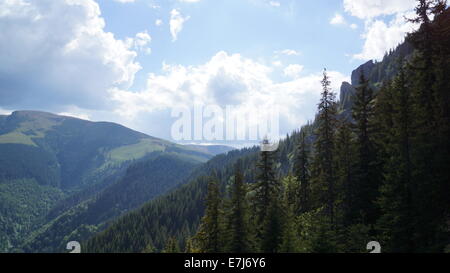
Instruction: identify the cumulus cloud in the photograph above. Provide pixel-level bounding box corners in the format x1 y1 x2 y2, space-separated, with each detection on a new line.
344 0 419 61
343 0 416 19
330 13 346 25
283 64 304 78
0 0 141 110
109 51 348 140
170 9 190 41
353 11 419 60
126 30 152 55
155 19 163 26
330 13 358 29
274 49 301 56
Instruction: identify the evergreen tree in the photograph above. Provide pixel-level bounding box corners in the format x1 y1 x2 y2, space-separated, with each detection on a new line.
254 147 278 225
162 237 180 253
279 176 301 252
260 196 283 253
253 140 283 252
184 237 199 253
142 241 156 253
334 120 356 227
225 162 252 253
405 1 449 251
311 69 338 225
293 129 311 213
352 72 380 226
193 175 223 253
376 64 417 252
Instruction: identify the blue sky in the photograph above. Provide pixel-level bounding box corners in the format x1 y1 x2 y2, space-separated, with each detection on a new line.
0 0 418 146
99 0 364 90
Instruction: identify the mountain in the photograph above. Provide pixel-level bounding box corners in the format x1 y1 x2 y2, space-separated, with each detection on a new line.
19 153 200 252
184 144 236 156
85 146 263 252
338 41 414 120
84 38 419 253
0 111 214 252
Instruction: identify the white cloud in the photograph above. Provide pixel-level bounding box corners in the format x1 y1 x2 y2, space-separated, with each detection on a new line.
178 0 202 2
272 60 283 67
155 19 163 26
113 0 135 3
344 0 418 61
330 13 346 25
343 0 416 19
330 13 358 29
109 51 348 140
0 107 12 115
58 109 91 120
353 11 418 60
126 30 152 55
0 0 141 110
275 49 301 56
283 64 304 78
170 9 190 42
269 1 281 7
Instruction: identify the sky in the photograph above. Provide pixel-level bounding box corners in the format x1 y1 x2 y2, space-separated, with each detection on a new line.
0 0 419 146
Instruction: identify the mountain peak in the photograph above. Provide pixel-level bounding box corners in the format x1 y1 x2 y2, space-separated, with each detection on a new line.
351 60 375 86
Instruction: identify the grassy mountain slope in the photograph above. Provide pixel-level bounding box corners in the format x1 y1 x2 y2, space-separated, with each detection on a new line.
0 111 215 252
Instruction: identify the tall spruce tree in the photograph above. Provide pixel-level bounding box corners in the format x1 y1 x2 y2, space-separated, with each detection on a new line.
194 175 223 253
406 1 449 251
376 64 416 252
311 69 338 225
334 120 356 227
260 196 283 253
352 72 380 226
254 144 278 225
226 162 252 253
254 140 282 252
279 177 301 253
294 129 311 214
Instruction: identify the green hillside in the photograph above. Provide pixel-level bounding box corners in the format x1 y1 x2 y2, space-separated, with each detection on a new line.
0 111 215 252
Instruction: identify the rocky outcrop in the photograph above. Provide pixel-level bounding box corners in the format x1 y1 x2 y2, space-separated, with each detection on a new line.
351 60 375 86
339 81 356 110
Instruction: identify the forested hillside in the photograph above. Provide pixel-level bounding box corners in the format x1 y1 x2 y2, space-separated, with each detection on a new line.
86 3 450 253
0 111 218 252
20 153 201 252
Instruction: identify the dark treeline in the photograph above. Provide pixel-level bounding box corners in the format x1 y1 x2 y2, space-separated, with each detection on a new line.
187 1 450 253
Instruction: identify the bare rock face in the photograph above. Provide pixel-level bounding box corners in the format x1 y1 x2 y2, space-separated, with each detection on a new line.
339 81 356 111
351 60 375 86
